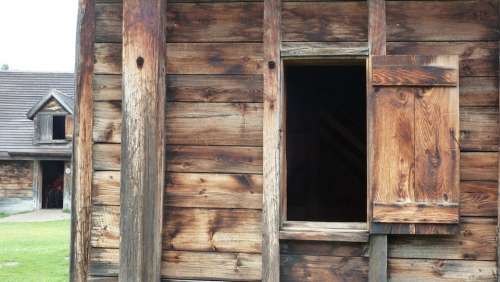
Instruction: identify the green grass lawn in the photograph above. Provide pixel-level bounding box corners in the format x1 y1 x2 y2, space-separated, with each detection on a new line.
0 220 70 282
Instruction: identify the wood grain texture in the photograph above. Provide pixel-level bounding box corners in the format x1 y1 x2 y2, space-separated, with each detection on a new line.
167 43 263 74
96 3 121 43
167 145 262 174
460 181 497 217
166 102 263 146
388 218 497 261
279 228 369 243
387 42 498 77
282 2 367 42
166 3 263 42
0 161 33 198
93 101 121 143
369 234 388 282
281 42 368 57
161 251 261 281
281 255 369 282
163 207 262 253
93 74 121 101
460 77 498 107
166 172 263 209
167 75 263 102
93 144 120 171
388 258 497 281
280 240 368 257
262 0 281 281
373 204 459 224
70 0 95 281
94 43 121 74
372 55 458 86
92 171 120 206
386 0 499 41
460 107 498 152
461 152 498 181
120 0 166 280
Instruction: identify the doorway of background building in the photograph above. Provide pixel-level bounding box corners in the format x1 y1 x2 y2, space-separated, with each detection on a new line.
41 161 65 209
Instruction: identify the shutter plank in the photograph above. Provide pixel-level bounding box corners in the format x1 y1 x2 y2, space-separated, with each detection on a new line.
372 87 415 204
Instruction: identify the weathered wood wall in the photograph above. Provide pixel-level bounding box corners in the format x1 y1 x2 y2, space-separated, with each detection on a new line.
87 0 498 281
0 160 33 213
90 0 263 280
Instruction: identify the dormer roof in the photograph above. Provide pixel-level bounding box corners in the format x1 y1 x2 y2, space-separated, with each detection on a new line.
26 88 74 120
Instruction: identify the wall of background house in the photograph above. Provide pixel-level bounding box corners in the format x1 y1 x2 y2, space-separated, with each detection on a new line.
88 0 498 281
0 160 33 213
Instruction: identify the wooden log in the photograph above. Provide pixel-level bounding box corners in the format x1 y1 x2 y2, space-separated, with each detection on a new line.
281 42 369 57
387 42 498 77
262 0 282 280
89 248 119 277
282 2 368 42
388 218 497 261
281 255 369 282
388 258 497 281
120 0 166 280
70 0 95 281
92 171 120 206
95 3 121 43
93 144 120 171
94 43 121 74
386 0 498 41
167 145 262 174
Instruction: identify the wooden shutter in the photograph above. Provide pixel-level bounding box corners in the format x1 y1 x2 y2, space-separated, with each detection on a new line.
370 55 459 234
37 114 53 142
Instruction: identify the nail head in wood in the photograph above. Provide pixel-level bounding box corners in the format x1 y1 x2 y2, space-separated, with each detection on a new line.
268 61 276 69
136 56 144 69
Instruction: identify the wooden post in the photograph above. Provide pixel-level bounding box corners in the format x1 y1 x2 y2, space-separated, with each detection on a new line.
120 0 166 281
497 3 500 281
262 0 282 281
32 160 42 210
70 0 95 281
368 0 388 281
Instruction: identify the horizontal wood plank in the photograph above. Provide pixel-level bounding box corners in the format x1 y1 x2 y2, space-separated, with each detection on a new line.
460 181 497 217
387 42 498 77
92 171 120 206
280 240 368 257
167 145 262 174
281 42 368 57
93 144 121 171
461 152 498 181
95 3 121 43
161 251 261 281
94 43 263 75
460 77 498 107
93 101 121 143
388 218 497 261
373 203 459 224
282 2 367 42
388 258 497 281
166 172 262 209
386 0 499 41
167 43 263 74
167 75 263 102
281 255 369 282
93 75 121 101
460 107 498 152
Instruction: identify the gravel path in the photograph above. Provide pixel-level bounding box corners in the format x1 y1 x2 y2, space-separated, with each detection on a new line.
0 209 70 223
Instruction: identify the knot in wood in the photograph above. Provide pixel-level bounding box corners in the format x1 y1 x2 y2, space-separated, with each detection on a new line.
136 56 144 69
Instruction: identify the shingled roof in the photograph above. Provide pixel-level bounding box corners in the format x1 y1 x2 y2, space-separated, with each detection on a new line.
0 72 75 158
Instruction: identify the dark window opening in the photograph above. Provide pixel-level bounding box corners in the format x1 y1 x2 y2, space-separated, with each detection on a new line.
285 61 367 222
53 115 66 140
41 161 65 209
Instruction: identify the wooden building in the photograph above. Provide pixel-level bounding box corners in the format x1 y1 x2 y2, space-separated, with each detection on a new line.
71 0 500 281
0 72 74 212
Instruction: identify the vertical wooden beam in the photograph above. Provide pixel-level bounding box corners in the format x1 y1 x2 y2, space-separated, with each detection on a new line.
262 0 282 280
497 3 500 281
70 0 95 281
120 0 166 281
368 0 388 281
32 160 42 210
63 161 72 210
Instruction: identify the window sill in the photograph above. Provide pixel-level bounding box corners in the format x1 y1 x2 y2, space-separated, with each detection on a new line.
279 221 369 243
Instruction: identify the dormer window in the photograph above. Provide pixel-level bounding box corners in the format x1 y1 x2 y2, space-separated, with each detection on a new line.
27 89 74 145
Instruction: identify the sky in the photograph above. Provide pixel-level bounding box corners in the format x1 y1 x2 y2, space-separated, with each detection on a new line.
0 0 79 72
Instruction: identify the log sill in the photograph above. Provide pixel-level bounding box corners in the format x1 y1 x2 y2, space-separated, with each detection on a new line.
279 221 369 243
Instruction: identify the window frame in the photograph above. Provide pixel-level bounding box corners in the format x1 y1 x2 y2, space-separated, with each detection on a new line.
278 53 370 241
34 112 70 145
